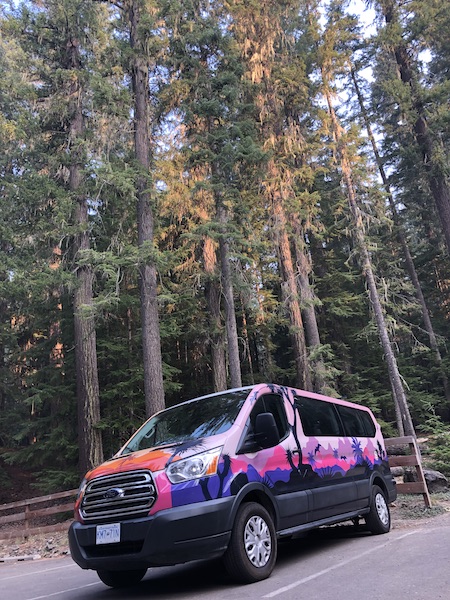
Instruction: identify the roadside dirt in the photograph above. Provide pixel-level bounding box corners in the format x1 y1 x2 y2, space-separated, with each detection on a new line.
389 493 450 530
0 459 72 560
0 526 71 560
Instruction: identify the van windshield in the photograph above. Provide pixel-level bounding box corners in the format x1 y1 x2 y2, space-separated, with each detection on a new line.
120 389 250 454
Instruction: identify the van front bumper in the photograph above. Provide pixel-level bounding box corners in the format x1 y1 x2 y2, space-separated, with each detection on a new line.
69 495 234 571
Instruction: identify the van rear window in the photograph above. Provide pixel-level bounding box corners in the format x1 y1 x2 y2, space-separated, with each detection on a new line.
295 395 376 438
336 405 376 437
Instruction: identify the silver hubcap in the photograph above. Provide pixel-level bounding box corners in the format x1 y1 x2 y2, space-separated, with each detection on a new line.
375 493 389 525
244 515 272 568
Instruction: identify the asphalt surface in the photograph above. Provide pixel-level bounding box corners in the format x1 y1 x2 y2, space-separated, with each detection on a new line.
2 513 450 600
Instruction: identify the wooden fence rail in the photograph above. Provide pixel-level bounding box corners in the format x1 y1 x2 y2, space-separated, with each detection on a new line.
385 436 432 508
0 489 77 540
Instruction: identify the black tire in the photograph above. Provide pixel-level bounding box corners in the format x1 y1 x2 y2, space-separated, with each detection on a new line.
223 502 277 584
364 485 391 534
96 568 147 588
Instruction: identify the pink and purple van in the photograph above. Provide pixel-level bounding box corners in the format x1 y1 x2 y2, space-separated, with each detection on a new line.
69 383 397 587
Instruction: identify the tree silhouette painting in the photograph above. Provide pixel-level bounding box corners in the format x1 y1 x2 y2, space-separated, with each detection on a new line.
199 454 232 501
307 451 316 466
351 437 364 464
271 385 305 472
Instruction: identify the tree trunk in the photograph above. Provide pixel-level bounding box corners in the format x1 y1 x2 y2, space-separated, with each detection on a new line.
380 0 450 256
218 204 242 389
129 0 165 416
293 231 327 393
240 299 255 385
226 2 312 391
325 88 415 436
271 184 312 391
68 36 103 475
203 236 227 391
351 67 450 404
254 270 276 382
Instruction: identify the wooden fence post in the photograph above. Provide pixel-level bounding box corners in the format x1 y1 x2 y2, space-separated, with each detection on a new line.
24 501 30 535
385 436 432 508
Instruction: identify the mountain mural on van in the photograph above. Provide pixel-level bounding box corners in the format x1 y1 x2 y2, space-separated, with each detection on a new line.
155 383 389 511
164 438 387 510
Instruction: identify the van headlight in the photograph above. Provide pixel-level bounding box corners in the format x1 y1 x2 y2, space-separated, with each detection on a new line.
76 477 87 501
166 447 222 484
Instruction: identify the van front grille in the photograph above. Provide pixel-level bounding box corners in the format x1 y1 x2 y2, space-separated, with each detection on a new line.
81 470 156 523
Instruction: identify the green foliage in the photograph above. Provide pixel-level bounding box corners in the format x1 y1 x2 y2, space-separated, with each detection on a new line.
0 0 449 497
426 434 450 478
416 399 450 476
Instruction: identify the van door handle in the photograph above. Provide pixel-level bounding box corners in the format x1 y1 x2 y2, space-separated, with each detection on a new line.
292 449 301 455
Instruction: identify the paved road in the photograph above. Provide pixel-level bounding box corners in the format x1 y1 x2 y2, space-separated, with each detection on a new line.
2 515 450 600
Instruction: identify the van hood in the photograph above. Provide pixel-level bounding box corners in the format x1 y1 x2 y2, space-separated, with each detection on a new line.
86 441 210 481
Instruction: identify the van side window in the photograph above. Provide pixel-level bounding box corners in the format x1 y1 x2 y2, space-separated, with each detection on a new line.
249 394 289 443
336 405 376 437
295 396 344 436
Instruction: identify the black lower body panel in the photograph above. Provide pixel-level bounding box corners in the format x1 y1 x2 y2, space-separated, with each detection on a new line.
69 496 234 571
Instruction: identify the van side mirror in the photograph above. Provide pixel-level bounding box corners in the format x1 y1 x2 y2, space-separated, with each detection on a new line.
254 413 280 448
238 412 280 453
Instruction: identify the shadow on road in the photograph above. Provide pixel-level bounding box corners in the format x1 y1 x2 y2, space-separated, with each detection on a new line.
92 523 371 598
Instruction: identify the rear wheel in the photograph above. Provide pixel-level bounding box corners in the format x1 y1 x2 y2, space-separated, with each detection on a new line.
96 568 147 588
223 502 277 583
365 485 391 534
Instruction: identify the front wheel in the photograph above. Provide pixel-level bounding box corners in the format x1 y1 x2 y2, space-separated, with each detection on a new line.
96 568 147 588
365 485 391 534
223 502 277 583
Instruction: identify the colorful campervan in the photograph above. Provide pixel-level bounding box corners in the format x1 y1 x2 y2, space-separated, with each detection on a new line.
69 383 397 587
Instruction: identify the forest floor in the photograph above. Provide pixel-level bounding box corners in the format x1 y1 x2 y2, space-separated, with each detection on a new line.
1 493 450 562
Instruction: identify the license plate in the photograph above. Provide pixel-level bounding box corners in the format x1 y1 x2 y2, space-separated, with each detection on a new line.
96 523 121 545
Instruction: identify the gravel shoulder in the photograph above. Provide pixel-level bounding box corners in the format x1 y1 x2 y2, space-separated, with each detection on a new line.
390 492 450 530
0 524 71 561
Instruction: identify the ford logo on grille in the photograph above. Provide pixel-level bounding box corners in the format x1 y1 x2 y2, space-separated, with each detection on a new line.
104 487 125 499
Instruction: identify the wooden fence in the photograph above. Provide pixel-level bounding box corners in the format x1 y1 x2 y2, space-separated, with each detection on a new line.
0 436 433 540
0 489 77 540
385 436 432 508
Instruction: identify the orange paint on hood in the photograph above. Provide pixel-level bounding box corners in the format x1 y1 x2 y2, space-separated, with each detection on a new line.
88 447 178 480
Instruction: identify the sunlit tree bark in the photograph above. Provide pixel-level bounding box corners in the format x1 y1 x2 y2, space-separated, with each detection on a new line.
127 0 165 416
